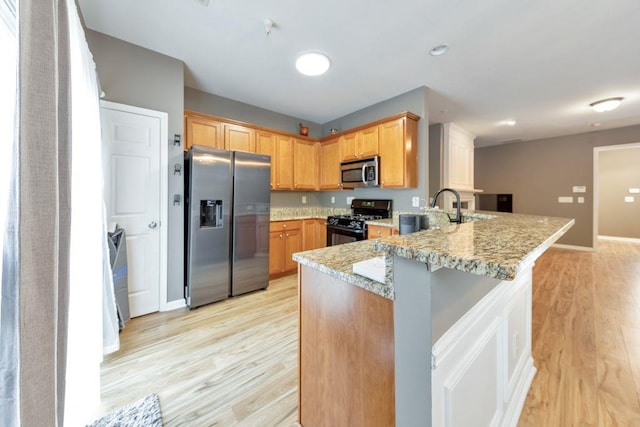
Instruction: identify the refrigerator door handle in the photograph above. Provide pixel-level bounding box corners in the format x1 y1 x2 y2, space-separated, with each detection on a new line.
148 221 158 229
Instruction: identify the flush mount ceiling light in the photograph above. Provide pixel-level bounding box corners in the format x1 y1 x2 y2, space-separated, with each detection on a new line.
429 44 449 56
590 97 624 112
499 119 517 126
296 52 331 76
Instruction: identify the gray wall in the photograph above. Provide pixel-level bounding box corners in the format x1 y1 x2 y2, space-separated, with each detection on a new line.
598 147 640 239
184 87 323 138
86 30 186 302
475 125 640 247
318 87 430 213
428 124 443 198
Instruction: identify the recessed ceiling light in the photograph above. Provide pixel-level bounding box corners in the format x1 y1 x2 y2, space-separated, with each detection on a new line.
295 52 331 76
429 45 449 56
590 97 624 112
499 119 517 126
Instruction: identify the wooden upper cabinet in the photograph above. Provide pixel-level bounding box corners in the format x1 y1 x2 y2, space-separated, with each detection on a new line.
319 138 342 191
378 115 418 188
185 109 419 190
256 130 276 189
275 135 294 190
224 124 255 153
185 114 223 150
294 139 319 191
359 126 379 158
340 126 379 161
341 132 360 161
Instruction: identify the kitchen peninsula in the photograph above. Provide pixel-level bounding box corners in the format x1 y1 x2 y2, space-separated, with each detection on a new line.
292 210 574 427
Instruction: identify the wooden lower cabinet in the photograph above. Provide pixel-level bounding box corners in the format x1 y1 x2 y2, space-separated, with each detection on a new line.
299 265 395 426
302 219 327 251
367 225 398 239
269 220 302 277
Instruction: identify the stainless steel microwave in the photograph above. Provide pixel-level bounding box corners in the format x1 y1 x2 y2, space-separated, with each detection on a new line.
340 156 379 188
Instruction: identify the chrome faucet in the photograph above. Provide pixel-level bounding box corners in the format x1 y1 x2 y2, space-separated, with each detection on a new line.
430 188 462 224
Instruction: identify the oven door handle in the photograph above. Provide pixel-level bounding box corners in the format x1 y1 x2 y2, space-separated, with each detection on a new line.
327 226 366 235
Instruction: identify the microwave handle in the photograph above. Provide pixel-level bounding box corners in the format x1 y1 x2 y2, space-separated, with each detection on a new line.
362 164 367 185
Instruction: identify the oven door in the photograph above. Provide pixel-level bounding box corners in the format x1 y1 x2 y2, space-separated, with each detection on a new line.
326 225 366 246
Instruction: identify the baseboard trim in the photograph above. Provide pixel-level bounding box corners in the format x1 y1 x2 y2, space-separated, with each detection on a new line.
161 298 186 312
598 235 640 244
552 243 595 252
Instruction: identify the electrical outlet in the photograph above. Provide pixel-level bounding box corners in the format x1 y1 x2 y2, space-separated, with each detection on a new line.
577 197 584 204
331 196 335 204
412 196 420 207
302 196 307 204
558 196 573 203
346 196 354 206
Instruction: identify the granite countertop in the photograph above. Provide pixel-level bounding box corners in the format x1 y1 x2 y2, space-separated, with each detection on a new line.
293 210 574 300
291 239 394 299
270 207 349 221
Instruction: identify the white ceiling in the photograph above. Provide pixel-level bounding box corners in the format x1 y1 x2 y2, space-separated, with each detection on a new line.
78 0 640 147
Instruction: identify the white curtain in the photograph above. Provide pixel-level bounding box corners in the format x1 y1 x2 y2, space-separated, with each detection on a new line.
0 0 113 425
64 0 115 424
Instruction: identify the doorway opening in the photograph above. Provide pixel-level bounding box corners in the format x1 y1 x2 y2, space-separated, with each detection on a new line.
593 142 640 249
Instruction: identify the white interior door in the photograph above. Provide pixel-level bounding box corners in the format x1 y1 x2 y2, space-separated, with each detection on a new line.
101 105 161 317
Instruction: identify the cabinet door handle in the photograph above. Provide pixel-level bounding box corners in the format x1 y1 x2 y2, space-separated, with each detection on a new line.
286 233 289 237
279 234 283 238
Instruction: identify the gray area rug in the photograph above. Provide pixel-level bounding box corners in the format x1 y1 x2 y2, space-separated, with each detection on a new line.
87 394 163 427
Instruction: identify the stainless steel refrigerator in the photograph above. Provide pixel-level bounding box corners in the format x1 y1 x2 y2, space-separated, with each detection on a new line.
184 146 271 309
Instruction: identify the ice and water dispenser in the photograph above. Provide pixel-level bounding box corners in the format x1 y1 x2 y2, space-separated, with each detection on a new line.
200 200 223 228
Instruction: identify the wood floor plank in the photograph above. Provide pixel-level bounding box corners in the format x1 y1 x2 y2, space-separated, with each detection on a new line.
94 241 640 426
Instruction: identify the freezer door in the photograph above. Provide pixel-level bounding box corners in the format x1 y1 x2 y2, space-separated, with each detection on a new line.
186 147 233 308
231 151 271 296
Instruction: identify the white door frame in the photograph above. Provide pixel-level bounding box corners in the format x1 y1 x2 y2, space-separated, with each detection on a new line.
100 100 170 312
592 141 640 249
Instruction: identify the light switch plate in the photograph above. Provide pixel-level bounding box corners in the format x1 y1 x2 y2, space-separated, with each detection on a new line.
625 196 635 203
572 185 586 193
629 188 640 194
331 196 335 204
558 196 573 203
577 197 584 204
412 196 420 207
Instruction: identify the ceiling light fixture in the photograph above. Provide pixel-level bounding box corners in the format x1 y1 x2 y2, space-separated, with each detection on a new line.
429 45 449 56
590 97 624 112
295 52 331 76
499 119 517 126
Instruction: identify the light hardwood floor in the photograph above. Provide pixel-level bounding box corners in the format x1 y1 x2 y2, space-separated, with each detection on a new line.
519 240 640 426
97 276 299 426
97 241 640 426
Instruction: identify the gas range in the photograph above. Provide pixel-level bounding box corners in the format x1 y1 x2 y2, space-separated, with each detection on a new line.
326 214 384 231
326 199 392 246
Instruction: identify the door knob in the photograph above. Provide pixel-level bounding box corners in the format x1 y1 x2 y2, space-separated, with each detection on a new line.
148 221 158 229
